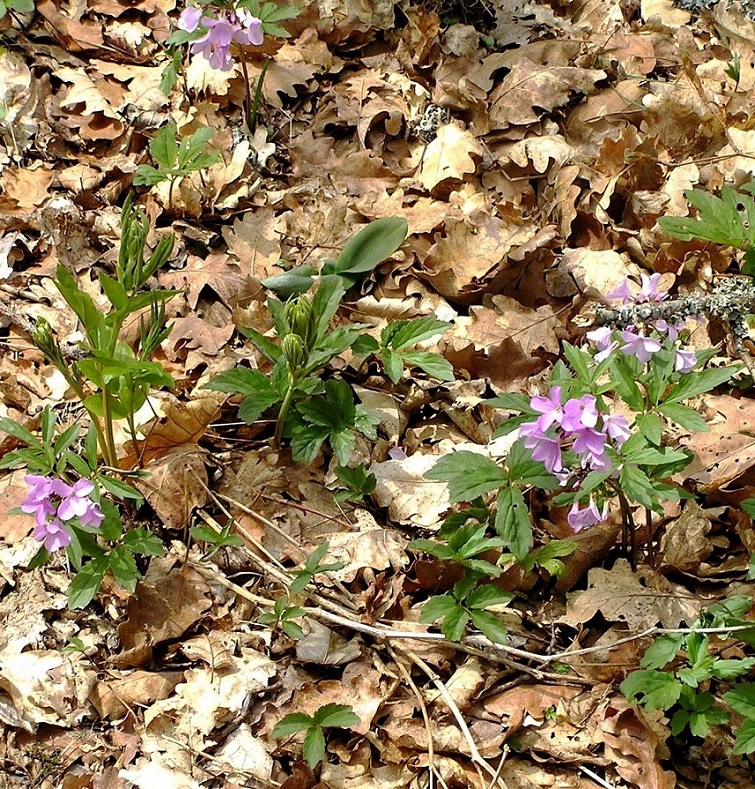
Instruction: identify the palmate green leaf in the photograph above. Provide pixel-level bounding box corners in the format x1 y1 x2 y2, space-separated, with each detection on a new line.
272 713 314 738
426 451 507 502
621 669 682 711
470 610 508 644
67 556 109 609
382 317 451 351
657 186 755 248
177 126 216 171
733 720 755 755
494 485 533 561
313 703 360 728
303 726 326 769
150 122 179 170
290 424 328 464
399 350 454 381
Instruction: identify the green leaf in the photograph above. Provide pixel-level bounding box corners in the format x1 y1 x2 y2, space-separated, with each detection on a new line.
326 217 408 277
636 412 662 446
150 122 179 169
383 317 451 351
665 366 734 403
381 348 403 383
67 556 109 609
313 703 360 728
470 610 508 644
419 594 459 623
261 264 317 298
426 451 507 502
466 584 512 610
109 545 141 593
640 634 684 670
399 350 454 381
0 416 42 448
620 669 682 711
619 464 656 509
494 485 533 561
272 713 314 738
711 658 755 679
303 726 326 768
98 474 144 504
484 393 534 413
724 683 755 718
133 165 165 186
657 402 709 432
733 720 755 754
657 186 755 248
123 528 165 556
506 440 560 490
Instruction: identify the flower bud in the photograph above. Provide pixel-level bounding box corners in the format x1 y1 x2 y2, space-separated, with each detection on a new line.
283 295 314 347
282 333 306 373
32 317 66 368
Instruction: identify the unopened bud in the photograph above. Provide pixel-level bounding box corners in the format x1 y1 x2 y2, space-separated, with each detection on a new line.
282 333 306 373
32 317 65 366
283 295 314 347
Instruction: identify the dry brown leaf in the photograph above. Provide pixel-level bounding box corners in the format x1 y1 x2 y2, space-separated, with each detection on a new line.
418 124 482 191
122 394 222 469
680 395 755 492
89 670 184 720
116 556 212 668
600 702 676 789
159 252 248 309
134 444 209 530
561 558 701 629
660 501 713 572
489 59 604 128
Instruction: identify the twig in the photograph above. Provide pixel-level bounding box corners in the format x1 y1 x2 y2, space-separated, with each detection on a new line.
396 645 510 789
387 644 436 789
579 765 615 789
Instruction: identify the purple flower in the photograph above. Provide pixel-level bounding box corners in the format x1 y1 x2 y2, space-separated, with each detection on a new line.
608 273 668 304
571 426 607 457
655 319 682 342
586 327 618 363
561 395 599 432
674 349 697 373
602 413 631 446
530 386 563 431
21 474 103 551
620 330 662 363
520 425 563 473
235 8 264 45
178 4 203 31
567 497 608 532
33 517 71 552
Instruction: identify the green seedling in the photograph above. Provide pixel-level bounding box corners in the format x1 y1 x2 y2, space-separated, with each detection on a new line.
289 542 344 595
272 703 360 768
258 597 306 639
333 463 376 503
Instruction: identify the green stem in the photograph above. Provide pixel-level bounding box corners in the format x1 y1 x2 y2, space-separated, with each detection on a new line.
238 47 269 133
100 386 119 469
274 379 296 448
60 366 114 468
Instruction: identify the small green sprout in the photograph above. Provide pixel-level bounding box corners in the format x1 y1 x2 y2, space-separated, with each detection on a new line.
272 703 360 768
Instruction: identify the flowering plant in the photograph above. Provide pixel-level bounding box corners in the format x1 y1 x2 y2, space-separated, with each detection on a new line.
418 273 735 585
163 1 300 127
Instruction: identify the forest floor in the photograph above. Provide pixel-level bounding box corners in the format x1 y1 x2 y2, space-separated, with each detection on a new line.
3 0 755 787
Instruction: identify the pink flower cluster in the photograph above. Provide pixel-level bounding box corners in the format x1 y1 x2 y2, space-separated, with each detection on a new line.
519 387 630 531
179 4 263 71
22 475 104 552
587 273 696 372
